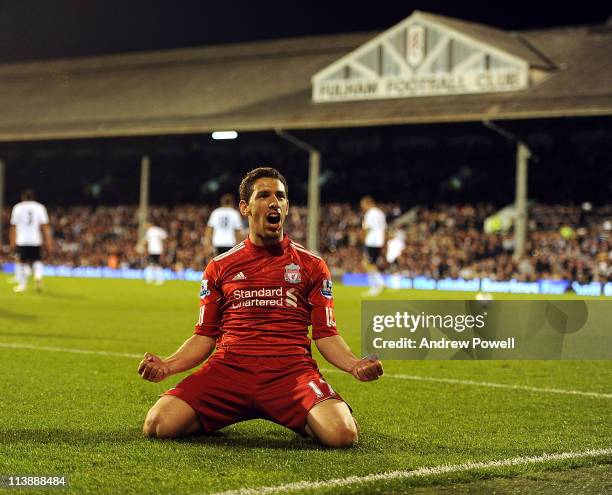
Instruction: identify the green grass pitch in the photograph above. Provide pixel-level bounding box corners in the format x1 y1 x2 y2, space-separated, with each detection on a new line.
0 274 610 494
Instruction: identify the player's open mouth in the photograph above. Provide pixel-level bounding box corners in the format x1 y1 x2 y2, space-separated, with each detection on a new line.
266 212 281 225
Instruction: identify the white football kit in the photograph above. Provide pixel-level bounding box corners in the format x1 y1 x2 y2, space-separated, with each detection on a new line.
10 200 49 292
363 207 386 248
207 207 243 248
10 201 49 247
145 226 168 255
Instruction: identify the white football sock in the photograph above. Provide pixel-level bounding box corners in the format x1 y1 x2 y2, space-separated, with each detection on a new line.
33 261 44 281
15 263 26 287
144 265 154 283
368 271 385 289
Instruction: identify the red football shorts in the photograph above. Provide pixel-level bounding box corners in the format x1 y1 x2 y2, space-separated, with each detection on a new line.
163 351 348 435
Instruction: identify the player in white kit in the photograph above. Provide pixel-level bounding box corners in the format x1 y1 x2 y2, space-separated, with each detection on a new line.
9 190 53 292
360 196 387 296
204 194 244 256
140 223 168 285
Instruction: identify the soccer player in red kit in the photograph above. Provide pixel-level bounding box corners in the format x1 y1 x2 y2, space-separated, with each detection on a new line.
139 167 383 448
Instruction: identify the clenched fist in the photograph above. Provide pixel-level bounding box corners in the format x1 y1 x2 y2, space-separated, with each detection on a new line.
138 352 171 382
350 354 383 382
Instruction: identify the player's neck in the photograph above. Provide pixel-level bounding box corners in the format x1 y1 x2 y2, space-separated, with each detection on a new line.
249 231 284 247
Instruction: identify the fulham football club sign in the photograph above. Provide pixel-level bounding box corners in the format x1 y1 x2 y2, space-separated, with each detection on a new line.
312 11 530 102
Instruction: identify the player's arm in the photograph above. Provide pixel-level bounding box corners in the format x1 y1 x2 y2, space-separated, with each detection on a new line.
360 213 370 243
9 207 18 250
309 259 383 381
139 260 224 383
203 226 213 247
359 226 367 244
315 335 382 381
42 224 54 252
138 334 215 383
9 225 16 250
204 210 217 248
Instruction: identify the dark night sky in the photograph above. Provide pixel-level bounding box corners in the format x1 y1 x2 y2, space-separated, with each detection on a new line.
0 0 610 64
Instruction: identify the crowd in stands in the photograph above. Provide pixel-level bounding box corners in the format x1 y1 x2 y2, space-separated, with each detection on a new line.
318 203 612 283
2 203 611 283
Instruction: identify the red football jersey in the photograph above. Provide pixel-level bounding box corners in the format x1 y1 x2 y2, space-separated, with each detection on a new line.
194 235 339 355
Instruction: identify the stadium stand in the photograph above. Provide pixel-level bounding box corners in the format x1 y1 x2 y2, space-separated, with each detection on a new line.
0 10 610 294
2 203 610 284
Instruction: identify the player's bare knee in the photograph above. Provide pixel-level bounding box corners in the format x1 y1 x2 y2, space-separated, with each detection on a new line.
320 423 358 448
326 429 358 448
338 423 359 447
142 410 160 437
143 409 178 439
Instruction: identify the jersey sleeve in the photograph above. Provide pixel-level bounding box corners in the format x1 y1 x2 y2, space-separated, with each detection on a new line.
9 206 17 225
207 210 218 228
39 205 49 225
308 259 339 340
194 261 224 339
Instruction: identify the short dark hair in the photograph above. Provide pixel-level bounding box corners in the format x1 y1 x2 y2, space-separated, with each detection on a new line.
21 189 35 201
239 167 288 203
220 193 235 207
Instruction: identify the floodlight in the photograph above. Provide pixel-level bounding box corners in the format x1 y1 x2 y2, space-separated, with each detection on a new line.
212 131 238 140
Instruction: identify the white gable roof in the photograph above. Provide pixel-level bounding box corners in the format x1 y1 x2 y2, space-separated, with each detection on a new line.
312 11 530 102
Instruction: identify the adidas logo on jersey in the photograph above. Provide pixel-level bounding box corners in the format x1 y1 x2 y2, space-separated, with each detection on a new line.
232 271 247 281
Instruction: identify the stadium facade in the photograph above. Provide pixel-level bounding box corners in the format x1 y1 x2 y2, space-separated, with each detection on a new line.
0 10 610 139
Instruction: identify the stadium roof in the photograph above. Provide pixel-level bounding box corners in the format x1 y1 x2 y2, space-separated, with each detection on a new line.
0 10 611 142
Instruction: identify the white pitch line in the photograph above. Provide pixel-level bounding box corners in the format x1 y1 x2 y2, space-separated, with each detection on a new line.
1 342 611 399
321 368 612 399
210 447 612 495
0 342 142 359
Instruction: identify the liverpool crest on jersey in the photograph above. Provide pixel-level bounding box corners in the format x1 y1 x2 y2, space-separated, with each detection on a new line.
284 263 301 284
